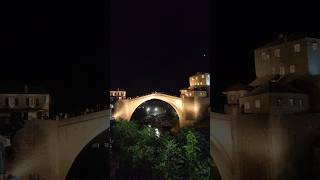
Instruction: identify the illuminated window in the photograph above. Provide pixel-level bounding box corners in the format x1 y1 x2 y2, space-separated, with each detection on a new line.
202 75 204 78
274 49 281 57
255 99 261 108
294 44 301 52
289 65 295 73
289 98 294 106
262 52 269 60
313 43 318 51
276 98 282 106
244 102 250 109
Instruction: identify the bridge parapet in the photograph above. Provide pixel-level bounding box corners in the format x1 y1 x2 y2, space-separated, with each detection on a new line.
59 110 110 127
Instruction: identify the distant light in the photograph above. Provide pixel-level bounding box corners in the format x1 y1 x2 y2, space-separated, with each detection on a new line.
155 128 160 137
203 53 206 57
147 107 150 112
154 107 158 111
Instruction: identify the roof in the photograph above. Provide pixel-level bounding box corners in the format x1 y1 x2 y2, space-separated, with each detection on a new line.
245 82 305 96
188 86 209 91
0 84 48 94
256 33 310 50
250 75 277 87
223 82 253 93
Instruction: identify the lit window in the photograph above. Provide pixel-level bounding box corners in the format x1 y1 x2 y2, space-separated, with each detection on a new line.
280 66 285 75
313 43 318 51
262 52 269 60
202 75 204 78
274 49 281 57
244 102 250 109
276 98 282 106
255 99 261 108
289 65 295 73
294 44 301 52
289 98 294 106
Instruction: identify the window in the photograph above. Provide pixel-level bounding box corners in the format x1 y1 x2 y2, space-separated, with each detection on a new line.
289 98 294 106
280 66 285 75
36 98 39 106
26 98 30 106
244 102 250 109
290 65 296 73
5 98 9 107
312 43 318 51
298 99 303 107
255 99 261 108
261 52 270 60
274 49 281 57
15 98 19 106
272 67 276 74
276 98 282 106
294 44 301 52
202 75 204 78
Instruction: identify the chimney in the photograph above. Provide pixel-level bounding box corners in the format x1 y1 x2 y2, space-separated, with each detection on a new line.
24 85 28 93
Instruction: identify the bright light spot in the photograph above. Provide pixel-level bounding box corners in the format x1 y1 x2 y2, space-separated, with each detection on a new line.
146 107 150 112
155 128 160 137
148 125 151 127
154 107 158 111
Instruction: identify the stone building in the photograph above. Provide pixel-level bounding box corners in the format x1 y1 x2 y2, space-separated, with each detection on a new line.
0 85 50 120
109 89 126 108
224 34 320 115
180 72 210 121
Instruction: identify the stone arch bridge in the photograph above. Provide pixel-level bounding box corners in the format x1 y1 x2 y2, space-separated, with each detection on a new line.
8 110 110 180
210 111 320 180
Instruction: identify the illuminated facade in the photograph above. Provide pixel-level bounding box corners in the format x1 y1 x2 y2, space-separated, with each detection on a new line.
254 34 320 78
180 72 210 98
189 72 210 87
0 85 50 120
224 34 320 114
110 89 126 108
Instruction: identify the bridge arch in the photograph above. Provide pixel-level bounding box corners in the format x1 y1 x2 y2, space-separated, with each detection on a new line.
211 137 233 180
114 93 183 122
58 110 110 180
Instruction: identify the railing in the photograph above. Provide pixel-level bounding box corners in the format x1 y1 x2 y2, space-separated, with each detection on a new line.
53 105 108 120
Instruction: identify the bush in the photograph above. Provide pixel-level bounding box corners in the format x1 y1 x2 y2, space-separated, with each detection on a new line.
111 120 211 179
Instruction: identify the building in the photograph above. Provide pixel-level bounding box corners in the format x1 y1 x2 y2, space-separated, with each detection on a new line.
224 34 320 114
110 89 126 108
0 85 50 120
180 72 210 98
189 72 210 87
254 34 320 78
180 73 210 120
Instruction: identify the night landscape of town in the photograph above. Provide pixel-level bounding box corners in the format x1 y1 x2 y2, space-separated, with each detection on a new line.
1 0 320 179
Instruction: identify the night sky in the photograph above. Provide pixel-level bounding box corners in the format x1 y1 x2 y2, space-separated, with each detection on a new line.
110 0 210 97
1 0 320 113
0 0 108 113
212 1 320 110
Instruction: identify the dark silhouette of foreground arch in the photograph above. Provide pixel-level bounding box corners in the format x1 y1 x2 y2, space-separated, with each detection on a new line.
211 137 233 180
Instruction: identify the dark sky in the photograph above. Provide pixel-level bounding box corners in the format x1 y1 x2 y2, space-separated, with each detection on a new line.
110 0 210 97
212 1 320 110
0 0 108 113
